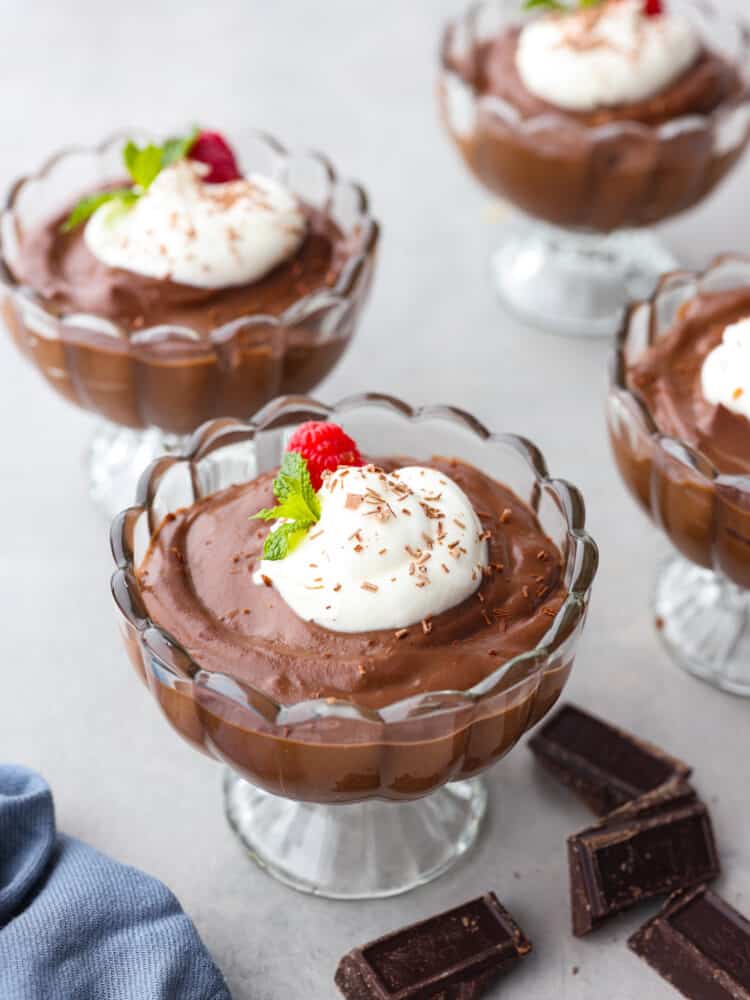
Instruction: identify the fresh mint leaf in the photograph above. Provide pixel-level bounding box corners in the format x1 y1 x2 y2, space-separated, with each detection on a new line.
62 129 200 233
252 493 319 525
61 188 137 233
123 129 199 190
274 451 321 519
122 140 140 179
251 452 322 560
162 127 199 168
523 0 602 8
263 521 313 561
524 0 564 8
273 451 304 503
124 142 164 190
251 507 282 523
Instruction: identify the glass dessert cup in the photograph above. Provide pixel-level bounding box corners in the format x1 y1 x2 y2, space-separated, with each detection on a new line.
438 0 750 338
0 131 378 519
608 255 750 696
111 393 598 899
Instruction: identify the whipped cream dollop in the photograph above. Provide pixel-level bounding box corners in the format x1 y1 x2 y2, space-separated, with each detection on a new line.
84 160 306 289
516 0 701 112
701 318 750 422
255 465 489 633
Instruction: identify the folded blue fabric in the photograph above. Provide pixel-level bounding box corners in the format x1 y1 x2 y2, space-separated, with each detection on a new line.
0 764 231 1000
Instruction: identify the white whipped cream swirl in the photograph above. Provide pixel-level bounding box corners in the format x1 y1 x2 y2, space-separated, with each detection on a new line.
255 465 489 634
701 318 750 422
516 0 701 113
84 160 306 289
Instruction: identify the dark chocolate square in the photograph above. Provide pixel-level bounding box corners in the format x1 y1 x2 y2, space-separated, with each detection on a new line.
335 893 531 999
529 704 691 815
569 787 719 936
629 886 750 999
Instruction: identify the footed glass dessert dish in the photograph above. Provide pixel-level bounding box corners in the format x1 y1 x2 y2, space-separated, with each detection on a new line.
0 131 378 518
609 256 750 696
111 393 598 898
439 0 750 338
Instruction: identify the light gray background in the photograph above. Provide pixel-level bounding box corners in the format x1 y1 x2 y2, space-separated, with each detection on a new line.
1 2 749 997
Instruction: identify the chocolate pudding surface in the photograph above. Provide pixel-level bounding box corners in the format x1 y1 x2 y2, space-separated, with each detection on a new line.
138 456 567 710
626 290 750 476
467 28 742 127
12 202 350 336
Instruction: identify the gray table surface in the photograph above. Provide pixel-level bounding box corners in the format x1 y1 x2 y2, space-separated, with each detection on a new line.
2 1 749 997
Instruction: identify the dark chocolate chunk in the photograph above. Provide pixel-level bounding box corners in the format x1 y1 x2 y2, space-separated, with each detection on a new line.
529 704 691 815
568 786 720 936
629 886 750 999
335 893 532 999
604 778 699 823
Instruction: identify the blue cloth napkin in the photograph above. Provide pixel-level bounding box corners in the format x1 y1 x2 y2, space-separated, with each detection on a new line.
0 764 231 1000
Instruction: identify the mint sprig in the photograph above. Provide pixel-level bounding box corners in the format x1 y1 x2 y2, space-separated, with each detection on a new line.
62 127 199 233
251 452 322 561
62 188 138 232
523 0 602 10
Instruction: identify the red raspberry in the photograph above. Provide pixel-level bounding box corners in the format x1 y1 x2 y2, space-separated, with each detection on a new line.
643 0 663 16
188 130 242 184
286 421 363 490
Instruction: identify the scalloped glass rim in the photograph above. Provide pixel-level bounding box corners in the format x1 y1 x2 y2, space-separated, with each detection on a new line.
0 129 379 349
441 0 750 142
110 392 599 729
611 253 750 492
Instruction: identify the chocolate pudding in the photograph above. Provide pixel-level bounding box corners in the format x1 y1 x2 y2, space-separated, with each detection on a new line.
474 29 739 129
13 203 350 336
610 282 750 588
626 290 750 477
1 134 378 434
139 457 566 709
440 4 749 232
123 455 577 803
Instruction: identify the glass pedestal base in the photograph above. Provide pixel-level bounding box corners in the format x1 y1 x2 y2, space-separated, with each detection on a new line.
655 555 750 697
86 423 189 520
492 221 677 338
223 770 488 899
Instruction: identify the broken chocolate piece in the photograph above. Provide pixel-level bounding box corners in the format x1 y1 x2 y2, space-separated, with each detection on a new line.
604 778 699 823
568 786 720 937
629 886 750 999
335 892 532 999
529 703 691 815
